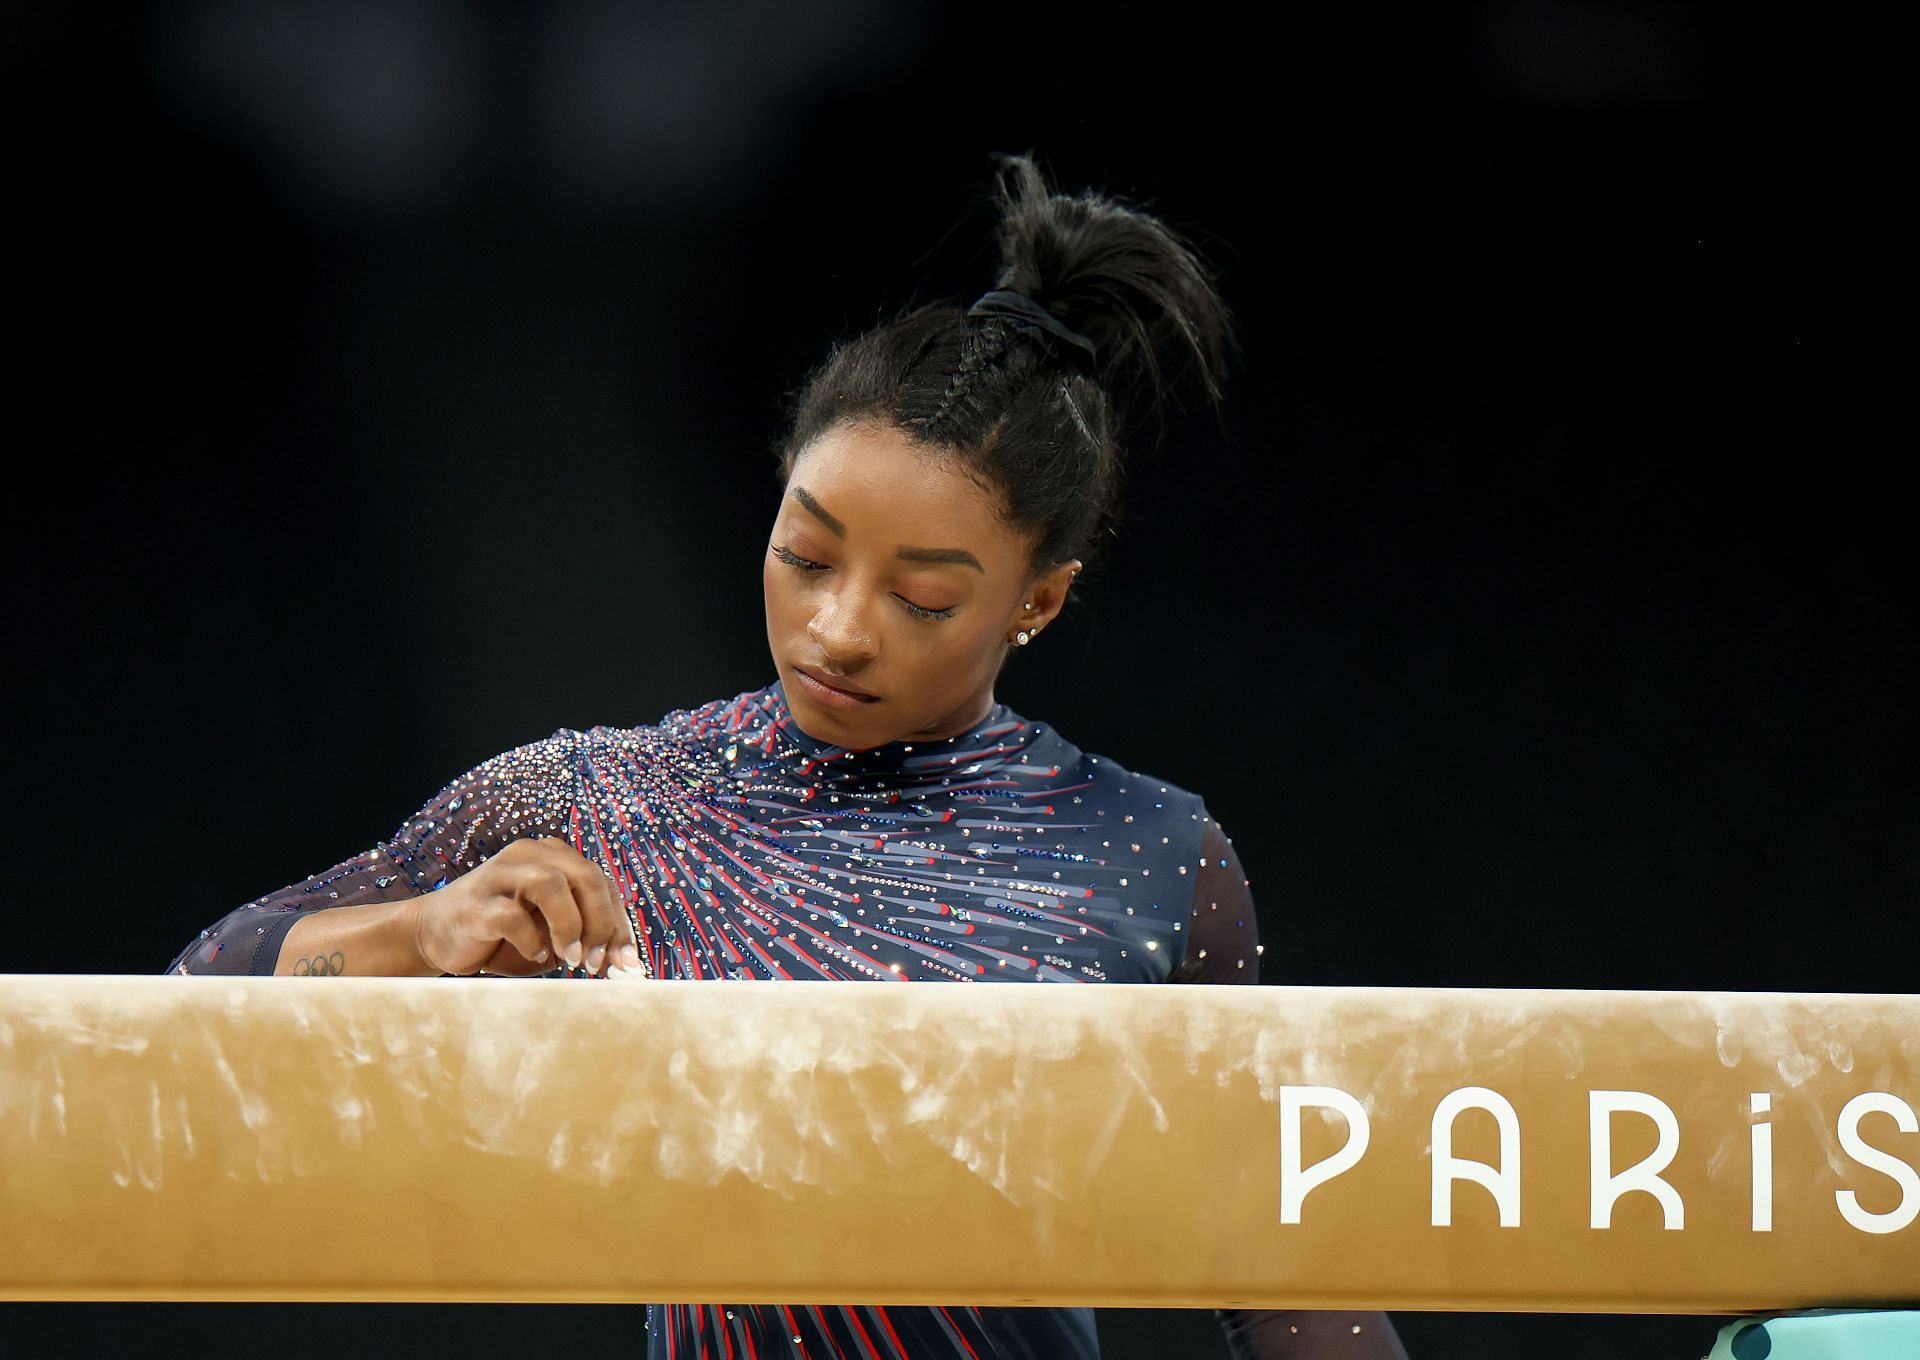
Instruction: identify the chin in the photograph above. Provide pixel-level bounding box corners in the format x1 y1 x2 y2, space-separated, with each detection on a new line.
795 710 887 752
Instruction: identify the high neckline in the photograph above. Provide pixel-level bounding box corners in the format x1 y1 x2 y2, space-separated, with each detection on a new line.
767 677 1038 768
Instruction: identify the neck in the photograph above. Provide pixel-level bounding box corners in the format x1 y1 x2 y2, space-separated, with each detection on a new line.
905 686 998 744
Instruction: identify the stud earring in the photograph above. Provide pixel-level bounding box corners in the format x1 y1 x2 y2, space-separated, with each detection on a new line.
1014 630 1030 646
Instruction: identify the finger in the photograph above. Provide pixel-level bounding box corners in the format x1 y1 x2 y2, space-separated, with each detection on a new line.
575 868 625 974
586 894 631 975
528 915 555 968
612 892 642 972
533 843 625 973
498 917 559 975
608 935 649 979
510 861 585 968
605 874 642 970
591 871 631 975
486 897 549 969
479 936 550 977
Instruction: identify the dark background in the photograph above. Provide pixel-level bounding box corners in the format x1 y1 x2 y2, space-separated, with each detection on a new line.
5 3 1911 1358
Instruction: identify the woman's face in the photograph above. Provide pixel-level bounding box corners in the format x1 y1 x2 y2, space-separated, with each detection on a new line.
764 420 1078 750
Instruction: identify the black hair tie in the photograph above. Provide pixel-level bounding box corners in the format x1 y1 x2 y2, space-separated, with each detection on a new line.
965 288 1098 375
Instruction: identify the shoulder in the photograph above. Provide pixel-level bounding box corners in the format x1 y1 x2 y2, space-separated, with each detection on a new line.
570 682 786 757
389 726 585 872
418 726 584 806
1044 733 1258 984
1052 733 1220 878
399 684 772 859
1054 732 1214 851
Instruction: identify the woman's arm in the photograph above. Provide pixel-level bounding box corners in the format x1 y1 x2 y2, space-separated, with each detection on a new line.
1169 816 1263 984
1178 815 1413 1360
272 898 438 977
163 730 579 977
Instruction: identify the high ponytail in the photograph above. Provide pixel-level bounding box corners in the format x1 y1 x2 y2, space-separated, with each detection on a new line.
775 149 1238 576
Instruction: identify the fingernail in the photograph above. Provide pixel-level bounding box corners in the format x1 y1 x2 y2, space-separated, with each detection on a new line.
620 943 641 969
586 945 606 973
535 948 550 963
563 941 583 968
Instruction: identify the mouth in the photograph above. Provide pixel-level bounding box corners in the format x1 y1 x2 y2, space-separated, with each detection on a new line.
791 663 881 708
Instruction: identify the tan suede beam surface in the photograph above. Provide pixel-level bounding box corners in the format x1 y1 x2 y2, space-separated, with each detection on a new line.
1 976 1914 1310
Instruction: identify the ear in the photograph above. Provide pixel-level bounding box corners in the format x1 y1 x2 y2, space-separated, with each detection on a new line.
1010 558 1082 643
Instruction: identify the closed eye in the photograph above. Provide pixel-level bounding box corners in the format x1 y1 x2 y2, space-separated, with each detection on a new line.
771 543 826 572
771 544 957 621
898 597 956 620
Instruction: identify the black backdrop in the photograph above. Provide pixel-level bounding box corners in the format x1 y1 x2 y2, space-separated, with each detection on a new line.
6 5 1912 1358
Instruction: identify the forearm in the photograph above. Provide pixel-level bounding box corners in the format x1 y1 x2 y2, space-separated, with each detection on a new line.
274 897 440 977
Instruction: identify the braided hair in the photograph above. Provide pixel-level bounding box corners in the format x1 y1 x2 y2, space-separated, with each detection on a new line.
774 150 1238 579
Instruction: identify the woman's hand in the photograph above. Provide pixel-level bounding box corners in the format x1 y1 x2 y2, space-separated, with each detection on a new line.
407 836 644 978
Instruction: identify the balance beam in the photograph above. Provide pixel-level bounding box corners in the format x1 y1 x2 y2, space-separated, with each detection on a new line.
1 975 1914 1311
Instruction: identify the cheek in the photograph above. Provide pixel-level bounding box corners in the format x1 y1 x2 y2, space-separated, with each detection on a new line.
762 563 790 640
763 561 823 637
918 617 1003 677
763 558 796 618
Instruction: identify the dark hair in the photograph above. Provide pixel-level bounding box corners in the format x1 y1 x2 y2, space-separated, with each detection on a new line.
774 150 1238 580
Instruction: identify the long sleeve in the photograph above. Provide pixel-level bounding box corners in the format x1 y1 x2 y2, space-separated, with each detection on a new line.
1170 815 1264 983
1176 814 1413 1360
163 730 580 976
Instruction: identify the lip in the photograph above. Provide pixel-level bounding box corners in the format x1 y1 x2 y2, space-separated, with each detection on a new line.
792 663 881 707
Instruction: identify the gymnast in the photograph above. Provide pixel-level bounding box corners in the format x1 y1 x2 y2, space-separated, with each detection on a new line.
171 150 1411 1360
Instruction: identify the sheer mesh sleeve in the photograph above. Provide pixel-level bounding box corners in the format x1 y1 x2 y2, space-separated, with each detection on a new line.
1216 1310 1411 1360
163 730 580 976
1175 813 1412 1360
1170 815 1262 983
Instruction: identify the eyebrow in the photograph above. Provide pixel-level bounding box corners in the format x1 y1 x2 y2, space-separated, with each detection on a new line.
792 486 845 537
895 545 983 572
790 486 985 573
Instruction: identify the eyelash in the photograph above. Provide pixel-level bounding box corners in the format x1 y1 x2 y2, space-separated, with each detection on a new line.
771 544 956 620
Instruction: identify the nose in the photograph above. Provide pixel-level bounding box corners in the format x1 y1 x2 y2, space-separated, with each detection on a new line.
806 583 879 667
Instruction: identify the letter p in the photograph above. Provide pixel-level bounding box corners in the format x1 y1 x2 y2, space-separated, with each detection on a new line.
1280 1085 1371 1225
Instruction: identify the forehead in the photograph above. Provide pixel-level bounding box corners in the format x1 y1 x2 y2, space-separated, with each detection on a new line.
786 422 1021 555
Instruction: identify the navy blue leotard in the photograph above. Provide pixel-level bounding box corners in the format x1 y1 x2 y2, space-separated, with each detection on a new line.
171 679 1408 1359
